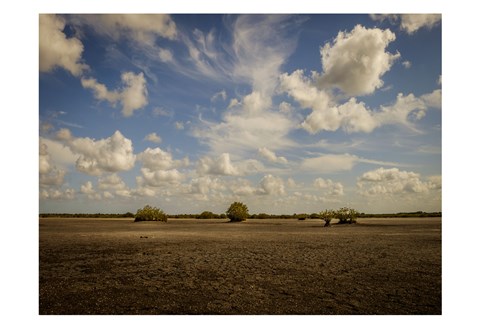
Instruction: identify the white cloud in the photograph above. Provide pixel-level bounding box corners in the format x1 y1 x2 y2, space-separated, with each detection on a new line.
195 103 298 155
197 153 240 176
80 181 95 194
187 176 226 195
137 147 187 171
73 14 177 46
81 72 148 117
258 147 288 164
357 167 440 195
158 47 174 62
98 174 127 190
135 147 188 188
144 132 162 144
313 177 344 196
280 70 378 134
39 142 66 186
278 102 293 114
302 154 358 173
370 14 441 35
281 69 440 134
175 122 185 130
140 168 184 187
231 15 302 95
39 14 87 76
317 25 400 96
62 130 136 176
211 90 227 102
40 188 76 200
152 107 173 117
399 14 441 34
427 176 442 190
103 191 115 199
402 60 412 69
421 89 442 109
257 174 286 196
229 178 257 196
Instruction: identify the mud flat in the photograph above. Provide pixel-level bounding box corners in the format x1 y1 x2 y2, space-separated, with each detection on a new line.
39 217 441 314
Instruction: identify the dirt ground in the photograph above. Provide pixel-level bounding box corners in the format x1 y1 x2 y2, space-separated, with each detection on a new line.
39 217 441 315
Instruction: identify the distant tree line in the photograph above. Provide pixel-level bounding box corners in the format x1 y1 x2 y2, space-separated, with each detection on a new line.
39 212 135 218
40 210 441 219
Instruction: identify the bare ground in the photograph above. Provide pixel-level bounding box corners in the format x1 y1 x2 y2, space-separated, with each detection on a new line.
39 217 441 315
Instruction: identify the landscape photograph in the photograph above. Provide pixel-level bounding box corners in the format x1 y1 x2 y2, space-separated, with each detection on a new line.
38 12 442 316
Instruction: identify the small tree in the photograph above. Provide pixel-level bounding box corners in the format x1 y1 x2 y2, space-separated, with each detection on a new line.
198 211 215 219
226 202 249 222
336 207 359 224
318 209 336 227
134 205 167 222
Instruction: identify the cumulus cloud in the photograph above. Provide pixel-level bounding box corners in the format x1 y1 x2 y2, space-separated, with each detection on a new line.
375 90 441 128
98 174 127 190
229 178 257 196
317 25 400 96
258 147 288 164
39 14 88 76
144 132 162 143
194 104 298 155
313 177 344 196
137 147 187 171
158 47 174 62
197 153 240 176
39 142 66 186
73 14 177 46
135 147 188 188
357 167 440 195
187 176 226 195
40 188 76 200
302 154 358 173
60 130 136 176
257 175 286 196
399 14 441 34
279 70 377 134
280 69 441 133
81 72 148 117
421 89 442 109
370 14 441 35
80 181 96 195
140 168 184 187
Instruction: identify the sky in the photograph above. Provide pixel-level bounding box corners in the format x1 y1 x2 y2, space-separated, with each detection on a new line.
39 13 442 215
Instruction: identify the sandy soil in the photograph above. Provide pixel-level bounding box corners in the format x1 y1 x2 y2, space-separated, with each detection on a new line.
39 217 441 315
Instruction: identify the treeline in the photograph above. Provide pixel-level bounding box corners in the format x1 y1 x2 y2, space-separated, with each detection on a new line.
358 211 442 218
40 210 441 219
39 212 135 218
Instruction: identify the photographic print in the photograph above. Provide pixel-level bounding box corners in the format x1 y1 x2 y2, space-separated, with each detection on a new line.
39 13 441 315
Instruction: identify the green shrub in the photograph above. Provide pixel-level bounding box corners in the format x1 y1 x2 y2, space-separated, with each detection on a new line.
198 211 215 219
318 209 336 227
226 202 249 222
336 207 358 224
134 205 167 222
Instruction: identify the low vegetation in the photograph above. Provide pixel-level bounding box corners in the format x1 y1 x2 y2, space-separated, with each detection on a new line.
134 205 167 222
226 202 249 222
336 207 359 224
318 209 336 227
198 211 215 219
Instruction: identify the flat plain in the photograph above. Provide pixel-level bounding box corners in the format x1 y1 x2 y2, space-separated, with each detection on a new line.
39 217 441 315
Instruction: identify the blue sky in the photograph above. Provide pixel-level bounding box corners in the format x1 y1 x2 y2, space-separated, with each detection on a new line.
39 13 441 214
